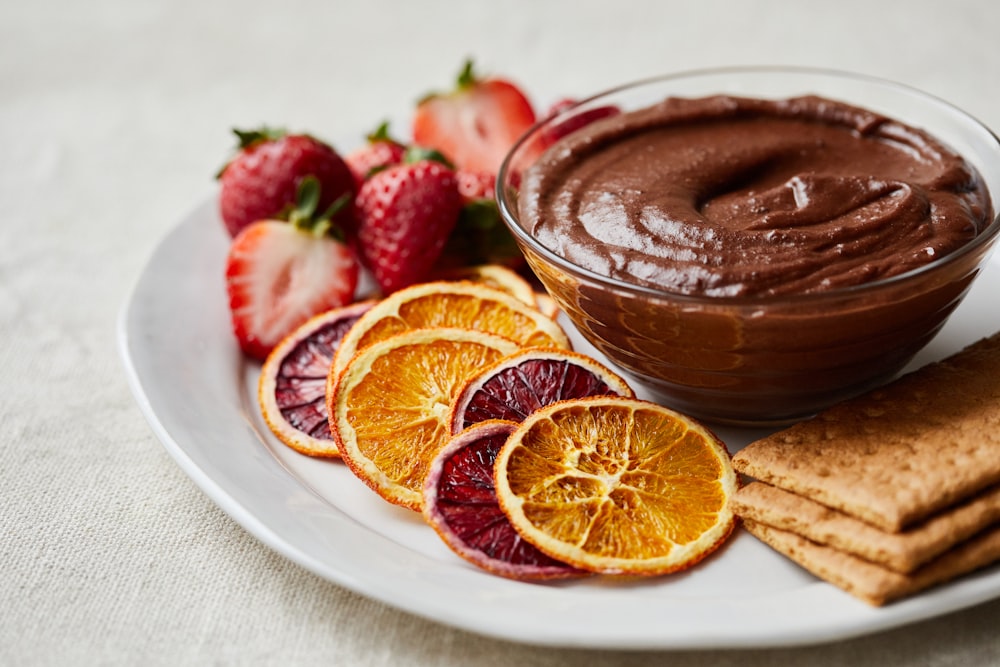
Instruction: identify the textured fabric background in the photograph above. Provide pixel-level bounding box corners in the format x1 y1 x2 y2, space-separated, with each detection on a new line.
4 0 1000 664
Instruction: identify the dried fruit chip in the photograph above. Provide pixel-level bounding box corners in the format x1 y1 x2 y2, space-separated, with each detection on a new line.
330 327 521 510
423 419 588 579
330 281 569 379
450 347 634 433
438 264 537 309
495 396 738 576
258 301 374 457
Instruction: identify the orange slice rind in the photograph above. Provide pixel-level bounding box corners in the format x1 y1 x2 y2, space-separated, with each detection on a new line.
258 300 375 457
330 281 570 379
494 396 738 576
438 264 537 308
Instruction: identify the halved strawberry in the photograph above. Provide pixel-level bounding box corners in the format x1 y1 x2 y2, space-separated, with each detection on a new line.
355 151 463 295
412 60 536 175
344 121 407 189
218 127 355 238
226 177 359 360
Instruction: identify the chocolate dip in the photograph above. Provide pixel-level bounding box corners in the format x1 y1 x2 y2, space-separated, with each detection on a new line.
505 91 1000 424
519 95 992 297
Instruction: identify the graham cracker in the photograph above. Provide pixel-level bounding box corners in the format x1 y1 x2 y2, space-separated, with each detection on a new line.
732 332 1000 532
731 482 1000 573
742 519 1000 606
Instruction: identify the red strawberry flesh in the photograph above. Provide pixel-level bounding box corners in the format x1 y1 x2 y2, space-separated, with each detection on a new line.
226 219 358 360
412 61 536 175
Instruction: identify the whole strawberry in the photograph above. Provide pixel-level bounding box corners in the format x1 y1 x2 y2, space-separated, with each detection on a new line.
412 60 536 175
344 121 407 189
226 177 359 360
355 150 463 294
218 127 356 238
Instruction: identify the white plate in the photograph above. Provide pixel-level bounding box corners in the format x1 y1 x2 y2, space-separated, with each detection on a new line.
118 197 1000 650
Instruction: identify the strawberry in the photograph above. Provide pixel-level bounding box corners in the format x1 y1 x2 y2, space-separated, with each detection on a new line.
218 127 356 238
456 170 496 203
225 177 359 360
344 122 407 189
412 60 536 175
355 151 463 294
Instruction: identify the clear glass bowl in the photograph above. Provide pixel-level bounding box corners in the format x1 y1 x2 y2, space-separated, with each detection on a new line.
497 67 1000 425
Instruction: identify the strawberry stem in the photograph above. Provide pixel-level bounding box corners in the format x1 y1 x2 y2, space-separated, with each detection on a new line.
318 194 351 241
291 176 321 223
456 59 477 90
215 126 287 179
233 126 287 149
415 59 480 106
288 176 349 241
365 121 396 144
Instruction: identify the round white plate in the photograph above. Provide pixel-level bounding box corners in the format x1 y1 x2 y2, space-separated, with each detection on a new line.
118 197 1000 650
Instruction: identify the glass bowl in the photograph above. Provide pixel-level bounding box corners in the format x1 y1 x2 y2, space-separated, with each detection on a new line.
497 67 1000 425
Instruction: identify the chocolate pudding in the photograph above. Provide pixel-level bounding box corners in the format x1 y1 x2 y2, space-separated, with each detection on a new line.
519 95 991 298
503 90 998 424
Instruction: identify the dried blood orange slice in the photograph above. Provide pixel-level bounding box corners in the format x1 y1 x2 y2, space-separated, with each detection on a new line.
330 327 521 510
450 347 634 433
423 419 588 580
495 396 738 576
258 300 374 457
330 281 569 379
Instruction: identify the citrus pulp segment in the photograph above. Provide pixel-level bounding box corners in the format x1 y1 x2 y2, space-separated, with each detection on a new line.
258 301 374 457
329 281 570 379
423 419 588 579
330 327 522 510
494 396 738 576
450 348 635 433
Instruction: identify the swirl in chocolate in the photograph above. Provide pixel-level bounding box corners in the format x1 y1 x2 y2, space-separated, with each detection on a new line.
519 95 992 297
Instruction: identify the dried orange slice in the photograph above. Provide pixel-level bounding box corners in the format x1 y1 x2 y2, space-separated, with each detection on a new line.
439 264 537 309
439 264 560 321
422 419 588 580
258 300 374 457
494 396 738 576
533 291 561 320
450 347 634 433
330 327 522 510
330 281 569 379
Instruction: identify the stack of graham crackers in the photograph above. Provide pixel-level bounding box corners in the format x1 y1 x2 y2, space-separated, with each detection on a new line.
730 332 1000 606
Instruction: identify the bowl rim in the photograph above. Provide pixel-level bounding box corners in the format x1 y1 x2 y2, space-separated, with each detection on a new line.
496 65 1000 306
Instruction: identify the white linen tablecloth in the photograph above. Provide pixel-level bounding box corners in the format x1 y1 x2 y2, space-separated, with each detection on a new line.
4 0 1000 664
